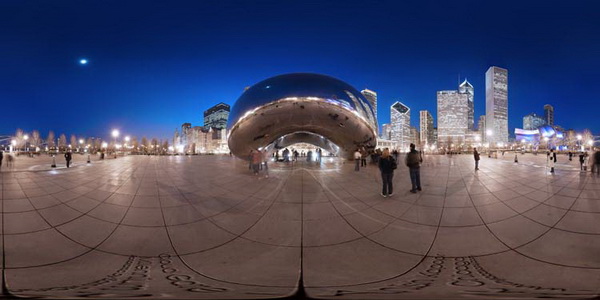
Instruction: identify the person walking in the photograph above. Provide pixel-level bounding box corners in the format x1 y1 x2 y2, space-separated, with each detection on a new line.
354 149 361 171
378 148 396 197
64 151 73 168
0 150 3 170
579 152 586 171
548 149 557 173
360 148 368 167
473 147 480 170
405 143 423 193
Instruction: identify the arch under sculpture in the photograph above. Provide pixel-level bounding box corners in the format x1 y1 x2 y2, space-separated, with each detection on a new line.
227 73 378 159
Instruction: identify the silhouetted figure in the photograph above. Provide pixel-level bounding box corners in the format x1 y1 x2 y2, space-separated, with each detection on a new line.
579 153 586 171
360 148 368 167
405 143 423 193
307 150 313 162
64 151 73 168
378 148 396 197
548 149 557 173
6 153 14 169
0 150 3 170
474 147 480 170
283 148 290 162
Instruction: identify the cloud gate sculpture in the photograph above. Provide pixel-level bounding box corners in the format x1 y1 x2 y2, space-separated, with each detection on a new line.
227 73 377 158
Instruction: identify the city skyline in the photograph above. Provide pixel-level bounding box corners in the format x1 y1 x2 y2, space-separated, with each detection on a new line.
1 0 599 140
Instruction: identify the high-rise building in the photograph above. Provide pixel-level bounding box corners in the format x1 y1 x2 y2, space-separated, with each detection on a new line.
544 104 554 126
203 102 230 130
419 110 434 146
485 66 508 144
410 126 420 146
523 113 546 130
381 123 392 140
437 90 469 147
390 101 411 151
478 115 486 142
458 79 475 131
361 89 377 133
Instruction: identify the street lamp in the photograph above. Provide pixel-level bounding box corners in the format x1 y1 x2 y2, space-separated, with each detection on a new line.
111 129 120 158
587 140 594 151
79 139 84 153
11 139 16 152
23 134 29 152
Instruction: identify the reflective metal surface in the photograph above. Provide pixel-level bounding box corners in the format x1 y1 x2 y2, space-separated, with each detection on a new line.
227 73 377 159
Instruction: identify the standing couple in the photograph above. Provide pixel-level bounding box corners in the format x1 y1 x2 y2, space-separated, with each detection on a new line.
378 143 422 197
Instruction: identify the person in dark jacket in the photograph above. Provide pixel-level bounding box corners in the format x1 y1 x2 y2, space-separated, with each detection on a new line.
549 149 557 173
378 148 395 197
473 147 480 170
405 143 422 193
0 150 3 169
579 152 586 171
64 151 73 168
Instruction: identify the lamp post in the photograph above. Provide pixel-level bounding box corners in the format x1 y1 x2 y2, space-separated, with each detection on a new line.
577 134 583 152
79 139 84 153
124 136 130 155
23 134 29 153
111 129 119 158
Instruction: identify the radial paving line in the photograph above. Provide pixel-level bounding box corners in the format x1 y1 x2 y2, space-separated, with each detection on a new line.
1 159 144 235
167 160 297 250
4 157 152 274
153 157 300 289
299 163 450 288
459 156 600 269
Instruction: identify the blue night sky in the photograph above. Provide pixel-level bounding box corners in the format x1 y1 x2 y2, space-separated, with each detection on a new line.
1 0 599 141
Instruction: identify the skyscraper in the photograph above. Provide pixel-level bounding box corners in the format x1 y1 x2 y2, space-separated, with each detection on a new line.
419 110 434 146
390 101 411 151
523 113 546 130
381 123 392 140
410 126 420 146
544 104 554 126
361 89 377 133
485 66 508 144
437 90 469 147
203 102 230 130
458 79 475 131
478 115 486 142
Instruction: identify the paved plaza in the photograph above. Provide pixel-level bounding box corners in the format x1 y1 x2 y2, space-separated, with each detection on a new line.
0 153 599 299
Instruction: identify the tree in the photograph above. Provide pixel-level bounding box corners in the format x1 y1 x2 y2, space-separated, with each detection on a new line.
58 134 67 151
15 128 24 149
151 138 158 154
31 130 41 150
141 137 148 154
70 134 77 150
47 131 56 149
162 140 169 155
132 137 139 152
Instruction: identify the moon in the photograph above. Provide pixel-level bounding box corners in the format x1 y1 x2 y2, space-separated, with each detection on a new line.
79 59 88 65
